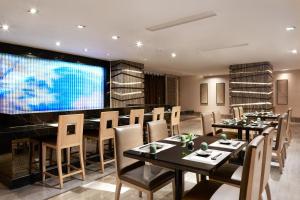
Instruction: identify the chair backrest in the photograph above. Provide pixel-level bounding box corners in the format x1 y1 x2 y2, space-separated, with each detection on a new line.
129 109 144 127
201 113 214 136
274 113 288 151
212 111 222 123
239 106 244 117
114 124 144 176
286 108 292 138
171 106 181 126
100 111 119 140
57 114 84 148
152 107 165 121
148 120 169 142
233 107 240 120
260 127 275 195
239 135 265 200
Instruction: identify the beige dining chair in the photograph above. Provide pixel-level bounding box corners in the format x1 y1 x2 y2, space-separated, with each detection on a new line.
183 135 265 200
212 111 223 134
84 111 119 173
238 106 244 118
152 107 165 121
42 114 85 189
114 124 175 200
233 107 241 120
129 109 144 127
148 120 169 142
170 106 181 136
201 113 215 136
272 113 288 173
209 127 274 200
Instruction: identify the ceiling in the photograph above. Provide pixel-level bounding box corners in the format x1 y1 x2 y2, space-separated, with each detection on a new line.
0 0 299 75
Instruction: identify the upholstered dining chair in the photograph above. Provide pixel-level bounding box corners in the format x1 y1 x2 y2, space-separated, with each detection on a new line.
201 113 215 136
84 111 119 173
170 106 181 136
209 127 275 200
238 106 244 118
152 107 165 121
114 124 175 200
233 107 241 120
212 111 223 134
129 109 144 127
183 135 265 200
148 120 169 142
42 114 85 189
272 113 288 173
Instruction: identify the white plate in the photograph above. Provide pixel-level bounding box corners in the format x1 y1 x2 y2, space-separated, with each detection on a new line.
196 149 212 156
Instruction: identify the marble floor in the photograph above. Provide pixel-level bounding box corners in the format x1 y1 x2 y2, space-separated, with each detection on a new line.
1 118 300 200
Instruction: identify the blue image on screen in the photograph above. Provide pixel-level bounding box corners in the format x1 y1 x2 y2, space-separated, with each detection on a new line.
0 53 105 114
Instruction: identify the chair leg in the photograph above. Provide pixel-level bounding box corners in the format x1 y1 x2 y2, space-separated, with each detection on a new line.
196 173 200 183
42 144 47 182
67 147 70 173
171 125 174 136
139 191 142 198
115 179 122 200
57 149 64 189
277 153 283 174
177 125 181 135
83 137 87 166
172 180 176 200
147 192 153 200
265 182 271 200
79 145 86 180
99 139 105 173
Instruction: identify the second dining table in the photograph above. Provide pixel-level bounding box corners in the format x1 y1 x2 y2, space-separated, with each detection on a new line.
123 135 246 200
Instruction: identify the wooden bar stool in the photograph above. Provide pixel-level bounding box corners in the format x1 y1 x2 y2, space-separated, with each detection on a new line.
129 109 144 127
42 114 85 189
152 107 164 121
84 111 119 173
170 106 181 136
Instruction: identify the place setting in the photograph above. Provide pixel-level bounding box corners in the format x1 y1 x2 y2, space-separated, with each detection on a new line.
131 142 175 154
208 133 245 150
182 141 231 165
163 133 198 142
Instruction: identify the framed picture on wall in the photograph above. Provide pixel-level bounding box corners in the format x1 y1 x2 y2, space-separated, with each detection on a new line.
200 83 208 105
216 83 225 106
277 79 288 105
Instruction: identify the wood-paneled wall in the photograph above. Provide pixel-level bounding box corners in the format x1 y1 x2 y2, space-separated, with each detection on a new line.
111 60 144 108
229 62 273 112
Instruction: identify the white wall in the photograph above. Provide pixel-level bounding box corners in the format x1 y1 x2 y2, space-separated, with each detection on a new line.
180 75 230 115
180 69 300 118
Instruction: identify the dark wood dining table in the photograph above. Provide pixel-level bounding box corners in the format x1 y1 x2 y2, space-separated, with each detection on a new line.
212 121 270 142
244 112 280 120
123 136 246 200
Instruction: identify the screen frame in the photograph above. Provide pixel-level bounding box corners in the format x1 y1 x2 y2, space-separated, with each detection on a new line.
0 42 111 113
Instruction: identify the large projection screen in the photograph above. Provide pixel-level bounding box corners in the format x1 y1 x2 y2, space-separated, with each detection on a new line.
0 53 105 114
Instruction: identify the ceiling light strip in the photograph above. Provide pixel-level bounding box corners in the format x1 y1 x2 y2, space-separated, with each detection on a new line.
112 81 142 85
231 91 273 95
230 82 272 85
114 91 142 96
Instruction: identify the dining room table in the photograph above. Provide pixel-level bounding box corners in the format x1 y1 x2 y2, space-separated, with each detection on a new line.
123 135 246 200
212 120 271 142
244 112 280 121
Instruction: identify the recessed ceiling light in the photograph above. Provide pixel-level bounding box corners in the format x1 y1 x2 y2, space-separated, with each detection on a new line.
290 49 298 54
171 53 176 58
143 58 148 61
112 35 120 40
28 8 38 14
286 26 296 31
1 24 9 31
55 41 61 46
84 48 88 52
77 25 86 29
106 53 110 56
136 41 143 47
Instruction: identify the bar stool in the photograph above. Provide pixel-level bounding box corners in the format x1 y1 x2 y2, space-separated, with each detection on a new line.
84 111 119 173
129 109 144 127
152 107 164 121
42 114 85 189
170 106 181 136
